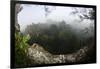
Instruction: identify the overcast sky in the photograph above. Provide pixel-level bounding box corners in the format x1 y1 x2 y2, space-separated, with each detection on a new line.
17 4 93 31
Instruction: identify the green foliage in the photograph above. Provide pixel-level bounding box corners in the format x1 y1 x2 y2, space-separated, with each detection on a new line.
15 32 33 67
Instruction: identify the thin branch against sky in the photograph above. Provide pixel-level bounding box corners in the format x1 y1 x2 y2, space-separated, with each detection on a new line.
17 4 94 31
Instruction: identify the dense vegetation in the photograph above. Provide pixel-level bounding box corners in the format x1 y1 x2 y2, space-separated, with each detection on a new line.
23 21 87 54
15 31 33 67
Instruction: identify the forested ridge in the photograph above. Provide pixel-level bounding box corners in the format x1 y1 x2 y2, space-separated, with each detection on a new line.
23 21 85 54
